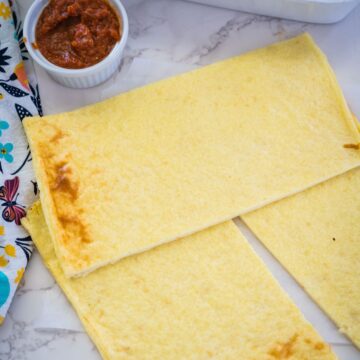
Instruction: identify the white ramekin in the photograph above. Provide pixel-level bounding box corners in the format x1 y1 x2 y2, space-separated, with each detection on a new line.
24 0 129 89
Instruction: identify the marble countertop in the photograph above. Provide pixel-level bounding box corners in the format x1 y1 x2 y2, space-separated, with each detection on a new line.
1 0 360 359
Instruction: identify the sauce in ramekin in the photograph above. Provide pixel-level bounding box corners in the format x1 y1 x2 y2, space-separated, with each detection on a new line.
35 0 121 69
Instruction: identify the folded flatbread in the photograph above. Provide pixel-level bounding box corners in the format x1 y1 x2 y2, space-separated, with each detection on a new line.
22 203 337 360
24 33 360 276
242 167 360 348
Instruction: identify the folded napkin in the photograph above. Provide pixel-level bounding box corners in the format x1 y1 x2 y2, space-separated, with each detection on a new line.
0 0 42 324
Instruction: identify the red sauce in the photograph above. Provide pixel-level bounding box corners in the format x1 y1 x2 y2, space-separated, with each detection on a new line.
35 0 121 69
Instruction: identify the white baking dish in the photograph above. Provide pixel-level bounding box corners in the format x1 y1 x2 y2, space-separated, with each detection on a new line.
188 0 360 23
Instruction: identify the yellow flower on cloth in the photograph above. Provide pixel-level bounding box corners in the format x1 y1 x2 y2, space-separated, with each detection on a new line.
0 243 18 266
0 256 8 267
1 243 17 258
14 62 30 90
14 268 24 284
4 244 15 257
0 2 11 20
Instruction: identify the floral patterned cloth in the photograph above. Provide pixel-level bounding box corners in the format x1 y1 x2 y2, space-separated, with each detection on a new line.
0 0 42 324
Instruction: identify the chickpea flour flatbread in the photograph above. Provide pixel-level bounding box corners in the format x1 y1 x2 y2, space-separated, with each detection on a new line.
24 34 360 276
23 204 337 360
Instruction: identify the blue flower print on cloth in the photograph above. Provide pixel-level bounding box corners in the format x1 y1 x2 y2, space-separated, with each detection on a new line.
0 271 10 307
0 0 42 325
0 142 13 163
0 120 9 135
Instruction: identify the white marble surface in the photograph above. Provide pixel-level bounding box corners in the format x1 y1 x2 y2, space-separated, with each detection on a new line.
1 0 360 359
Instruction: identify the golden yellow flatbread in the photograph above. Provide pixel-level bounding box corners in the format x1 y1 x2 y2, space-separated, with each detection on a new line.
22 203 337 360
242 167 360 348
24 33 360 277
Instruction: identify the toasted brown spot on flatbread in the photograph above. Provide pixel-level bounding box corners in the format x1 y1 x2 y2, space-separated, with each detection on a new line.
268 334 298 359
343 143 360 150
51 162 79 200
